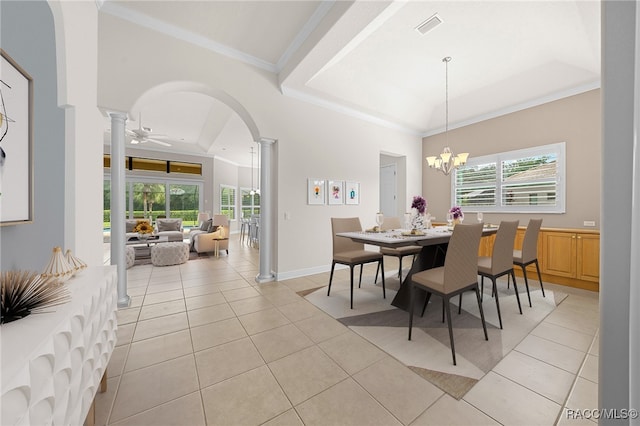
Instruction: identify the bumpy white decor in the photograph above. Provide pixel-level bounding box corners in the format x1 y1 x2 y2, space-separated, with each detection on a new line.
125 246 135 269
151 242 189 266
1 266 118 425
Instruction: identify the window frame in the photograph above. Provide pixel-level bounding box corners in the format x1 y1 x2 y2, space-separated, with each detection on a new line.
451 142 566 214
220 184 237 221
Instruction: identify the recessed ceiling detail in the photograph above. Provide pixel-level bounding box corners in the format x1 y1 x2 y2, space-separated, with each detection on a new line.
415 13 443 35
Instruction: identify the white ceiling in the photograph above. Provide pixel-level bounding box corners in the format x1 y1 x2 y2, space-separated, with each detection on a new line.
100 0 601 166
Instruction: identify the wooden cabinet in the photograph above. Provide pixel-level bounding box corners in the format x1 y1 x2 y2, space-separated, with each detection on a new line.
542 230 600 283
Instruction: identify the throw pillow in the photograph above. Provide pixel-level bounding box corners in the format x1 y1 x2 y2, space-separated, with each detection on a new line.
158 219 181 232
200 219 212 231
208 224 219 233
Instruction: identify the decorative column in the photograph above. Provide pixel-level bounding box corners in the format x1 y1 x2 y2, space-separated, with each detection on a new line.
256 138 276 283
109 112 130 307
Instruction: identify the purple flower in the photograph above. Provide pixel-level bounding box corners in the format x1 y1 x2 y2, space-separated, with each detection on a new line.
411 196 427 215
449 206 464 219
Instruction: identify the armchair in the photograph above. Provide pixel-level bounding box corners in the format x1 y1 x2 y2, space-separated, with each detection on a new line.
193 214 230 255
155 218 184 242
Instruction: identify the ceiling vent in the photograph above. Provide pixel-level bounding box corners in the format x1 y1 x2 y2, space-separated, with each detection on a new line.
415 13 443 35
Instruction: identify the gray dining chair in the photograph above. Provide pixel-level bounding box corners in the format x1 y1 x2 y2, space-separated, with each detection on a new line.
474 220 521 329
511 218 545 307
328 217 385 309
374 216 422 284
408 223 487 366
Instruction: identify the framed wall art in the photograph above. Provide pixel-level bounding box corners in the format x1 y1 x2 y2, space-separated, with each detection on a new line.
345 181 360 205
1 49 33 226
307 178 326 205
328 180 344 205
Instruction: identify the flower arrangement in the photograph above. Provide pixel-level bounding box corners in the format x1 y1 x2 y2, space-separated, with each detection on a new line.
411 195 427 215
449 206 464 220
133 221 154 234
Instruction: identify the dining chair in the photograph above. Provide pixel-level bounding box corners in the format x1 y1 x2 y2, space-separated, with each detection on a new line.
328 217 385 309
374 216 422 284
510 218 545 307
473 220 521 330
408 223 487 366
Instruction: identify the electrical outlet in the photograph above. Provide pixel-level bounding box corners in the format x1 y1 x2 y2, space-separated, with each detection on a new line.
583 220 596 227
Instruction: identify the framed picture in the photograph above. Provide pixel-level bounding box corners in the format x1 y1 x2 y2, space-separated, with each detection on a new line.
307 178 326 205
1 49 33 226
328 180 344 205
345 181 360 205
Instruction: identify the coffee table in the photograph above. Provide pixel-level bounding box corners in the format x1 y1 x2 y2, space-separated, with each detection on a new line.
126 235 169 259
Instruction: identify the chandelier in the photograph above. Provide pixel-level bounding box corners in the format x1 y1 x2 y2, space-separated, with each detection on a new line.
249 145 260 196
425 56 469 176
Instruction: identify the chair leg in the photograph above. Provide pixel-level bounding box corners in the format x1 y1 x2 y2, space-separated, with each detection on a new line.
398 256 403 282
444 296 456 365
358 264 363 288
408 283 414 340
480 275 485 301
421 291 432 317
475 286 489 340
511 270 523 314
492 278 503 330
350 265 355 309
535 260 545 297
520 265 532 307
374 262 380 284
458 293 463 315
327 262 336 296
380 259 386 299
507 273 510 289
441 298 445 323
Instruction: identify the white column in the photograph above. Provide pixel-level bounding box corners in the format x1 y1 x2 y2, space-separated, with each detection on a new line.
109 112 130 308
256 138 276 283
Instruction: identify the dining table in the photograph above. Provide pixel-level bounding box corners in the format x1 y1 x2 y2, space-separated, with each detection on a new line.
337 225 499 311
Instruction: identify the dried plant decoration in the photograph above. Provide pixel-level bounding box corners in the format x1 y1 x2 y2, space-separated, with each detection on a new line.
41 246 74 283
1 270 70 324
64 249 87 275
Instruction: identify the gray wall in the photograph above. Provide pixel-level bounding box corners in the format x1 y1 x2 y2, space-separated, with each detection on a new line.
0 0 66 271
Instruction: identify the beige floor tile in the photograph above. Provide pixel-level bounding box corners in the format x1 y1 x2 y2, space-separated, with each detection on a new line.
95 376 119 426
181 276 216 288
268 345 349 405
515 334 587 374
318 331 387 375
579 354 598 383
238 307 291 335
251 323 314 363
566 377 598 410
110 354 199 423
182 283 219 298
412 394 500 425
187 303 235 327
111 392 205 426
589 333 599 356
142 289 185 306
116 307 141 325
295 378 402 426
145 280 183 295
185 292 226 311
125 329 193 372
260 288 303 306
201 365 291 425
294 313 349 343
280 277 326 293
464 371 561 425
354 356 443 425
493 350 575 404
556 408 598 425
190 317 247 352
195 337 264 387
215 278 252 292
126 286 147 297
115 323 135 347
222 285 261 302
530 321 594 352
262 409 304 426
544 308 599 336
132 312 189 342
277 300 323 322
107 344 129 378
229 295 274 316
138 299 186 321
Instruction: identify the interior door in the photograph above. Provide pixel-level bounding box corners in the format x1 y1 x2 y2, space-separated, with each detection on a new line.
380 163 397 217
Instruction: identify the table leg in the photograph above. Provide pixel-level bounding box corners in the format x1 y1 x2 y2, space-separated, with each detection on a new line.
391 243 448 312
214 239 219 257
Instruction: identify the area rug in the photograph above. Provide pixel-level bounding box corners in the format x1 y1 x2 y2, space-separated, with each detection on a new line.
133 249 215 266
302 276 566 399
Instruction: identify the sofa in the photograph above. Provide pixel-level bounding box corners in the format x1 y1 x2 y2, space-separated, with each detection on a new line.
192 214 230 255
125 218 151 241
155 218 184 242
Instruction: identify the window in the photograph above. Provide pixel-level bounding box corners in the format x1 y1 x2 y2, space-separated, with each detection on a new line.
240 188 261 218
103 155 202 175
220 185 236 220
453 142 565 213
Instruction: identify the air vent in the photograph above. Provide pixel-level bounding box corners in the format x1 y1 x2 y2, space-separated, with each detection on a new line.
415 13 443 35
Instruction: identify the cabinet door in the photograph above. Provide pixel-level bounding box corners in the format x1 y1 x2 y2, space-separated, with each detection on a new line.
478 234 495 257
543 231 576 278
577 234 600 282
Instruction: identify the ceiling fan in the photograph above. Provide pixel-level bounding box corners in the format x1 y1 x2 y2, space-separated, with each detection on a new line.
126 113 171 147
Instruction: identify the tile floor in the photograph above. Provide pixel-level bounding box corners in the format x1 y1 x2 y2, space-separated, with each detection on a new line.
97 238 600 425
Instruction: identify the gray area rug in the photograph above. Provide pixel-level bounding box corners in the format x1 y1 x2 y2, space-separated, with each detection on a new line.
302 278 566 399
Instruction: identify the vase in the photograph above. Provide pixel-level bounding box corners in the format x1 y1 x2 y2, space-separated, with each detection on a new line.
411 213 426 230
42 246 74 283
65 249 87 275
138 233 150 241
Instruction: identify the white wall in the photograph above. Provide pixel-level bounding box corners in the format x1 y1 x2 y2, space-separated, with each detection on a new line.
97 13 423 278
